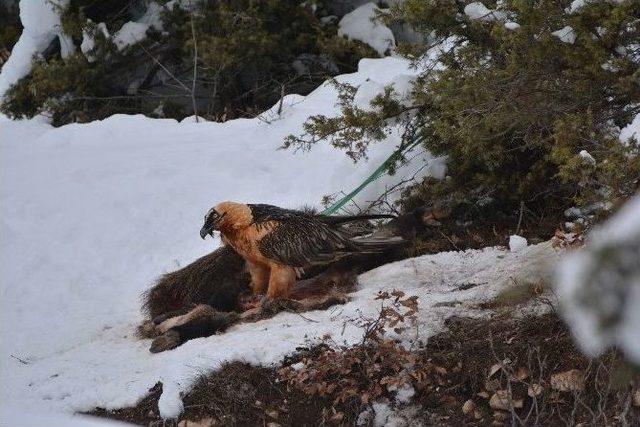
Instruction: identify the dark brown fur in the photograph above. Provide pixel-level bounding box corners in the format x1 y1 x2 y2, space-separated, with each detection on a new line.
141 245 250 319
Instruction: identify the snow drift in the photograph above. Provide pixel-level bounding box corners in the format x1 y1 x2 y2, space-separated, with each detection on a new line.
0 56 448 419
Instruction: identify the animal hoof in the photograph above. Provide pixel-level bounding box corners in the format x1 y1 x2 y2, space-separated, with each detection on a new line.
149 330 181 353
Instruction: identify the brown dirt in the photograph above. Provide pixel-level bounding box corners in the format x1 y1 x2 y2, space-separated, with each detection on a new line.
88 312 640 426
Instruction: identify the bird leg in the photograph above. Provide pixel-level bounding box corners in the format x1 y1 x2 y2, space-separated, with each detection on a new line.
266 264 297 299
246 261 270 295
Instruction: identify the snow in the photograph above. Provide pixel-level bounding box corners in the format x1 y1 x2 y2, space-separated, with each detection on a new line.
338 3 395 56
464 2 506 22
58 33 76 59
0 55 561 420
113 21 150 51
552 26 577 44
139 1 165 31
0 0 70 100
1 410 134 427
351 73 417 111
0 56 453 419
620 113 640 145
81 22 111 62
556 195 640 363
568 0 586 13
578 149 596 165
0 58 559 418
390 74 416 106
393 383 415 404
509 235 528 253
353 79 386 109
504 21 520 30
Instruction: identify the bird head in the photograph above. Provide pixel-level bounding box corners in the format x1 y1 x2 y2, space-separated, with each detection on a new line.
200 207 227 239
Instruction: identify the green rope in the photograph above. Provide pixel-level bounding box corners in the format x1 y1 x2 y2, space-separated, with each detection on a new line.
321 137 423 215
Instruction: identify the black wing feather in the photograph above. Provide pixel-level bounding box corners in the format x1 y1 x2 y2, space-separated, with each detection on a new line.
249 204 357 267
249 204 403 267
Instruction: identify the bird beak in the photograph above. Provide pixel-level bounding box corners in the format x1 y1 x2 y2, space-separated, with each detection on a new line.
200 225 213 239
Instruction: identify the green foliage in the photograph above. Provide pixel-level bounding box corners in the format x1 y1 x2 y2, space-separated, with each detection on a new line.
0 0 373 125
0 1 21 51
286 0 640 217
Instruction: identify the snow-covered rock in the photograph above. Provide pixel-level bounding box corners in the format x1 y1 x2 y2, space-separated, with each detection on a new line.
556 195 640 363
338 3 395 56
552 26 577 44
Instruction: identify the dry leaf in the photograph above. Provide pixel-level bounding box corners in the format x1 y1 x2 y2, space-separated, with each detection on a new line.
550 369 586 392
462 399 476 415
489 390 523 411
265 409 279 420
439 395 458 409
493 411 508 420
488 363 502 378
177 418 215 427
477 391 490 399
434 365 448 376
510 367 530 381
485 378 501 392
528 383 544 397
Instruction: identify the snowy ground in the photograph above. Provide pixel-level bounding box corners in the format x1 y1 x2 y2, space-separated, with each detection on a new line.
1 56 560 421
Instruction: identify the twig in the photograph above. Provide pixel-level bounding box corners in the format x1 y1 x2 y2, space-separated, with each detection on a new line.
11 354 29 365
515 201 525 235
190 11 199 122
139 45 191 93
439 231 459 251
289 310 319 323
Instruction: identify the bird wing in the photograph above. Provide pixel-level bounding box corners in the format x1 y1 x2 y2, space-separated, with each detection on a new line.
251 208 357 267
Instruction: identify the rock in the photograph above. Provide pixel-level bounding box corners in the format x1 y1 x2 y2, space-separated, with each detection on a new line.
550 369 586 392
489 390 523 411
462 399 476 415
633 390 640 407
